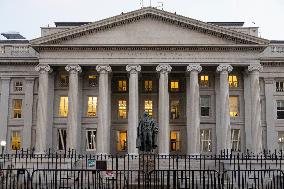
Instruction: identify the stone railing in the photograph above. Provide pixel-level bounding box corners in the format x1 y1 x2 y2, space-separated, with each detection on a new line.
271 45 284 53
0 45 38 57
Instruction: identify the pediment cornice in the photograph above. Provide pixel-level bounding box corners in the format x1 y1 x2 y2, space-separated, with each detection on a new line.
31 7 269 47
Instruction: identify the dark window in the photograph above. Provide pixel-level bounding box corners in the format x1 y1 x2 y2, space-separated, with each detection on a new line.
277 101 284 119
200 96 210 117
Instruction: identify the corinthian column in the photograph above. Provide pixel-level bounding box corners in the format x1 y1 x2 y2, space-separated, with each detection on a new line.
65 65 82 152
126 65 141 155
96 65 112 155
186 64 202 154
248 64 263 154
35 64 53 153
156 64 172 155
216 64 233 153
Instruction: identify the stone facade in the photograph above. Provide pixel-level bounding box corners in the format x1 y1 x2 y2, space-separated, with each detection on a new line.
0 7 284 155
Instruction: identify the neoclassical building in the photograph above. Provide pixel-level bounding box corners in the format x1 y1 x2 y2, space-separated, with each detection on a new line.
0 7 284 155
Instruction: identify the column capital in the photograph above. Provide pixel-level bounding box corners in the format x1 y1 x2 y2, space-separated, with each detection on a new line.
216 64 233 73
187 64 202 73
126 64 141 74
248 64 263 72
65 64 82 74
35 64 52 74
96 65 112 73
156 64 172 73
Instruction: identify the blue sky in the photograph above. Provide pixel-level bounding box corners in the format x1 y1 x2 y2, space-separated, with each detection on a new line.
0 0 283 40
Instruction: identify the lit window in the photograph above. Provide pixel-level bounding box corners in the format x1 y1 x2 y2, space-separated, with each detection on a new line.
117 131 127 151
278 131 284 151
11 131 21 150
59 74 69 87
277 101 284 119
88 75 97 87
13 99 22 118
228 75 238 88
170 131 181 151
57 129 67 151
170 100 180 119
118 100 127 119
200 75 209 87
144 100 153 116
14 81 23 92
229 96 239 117
87 97 97 116
86 130 96 151
145 80 153 92
170 81 179 92
59 96 68 117
200 129 212 152
200 96 210 117
231 129 241 152
118 80 127 92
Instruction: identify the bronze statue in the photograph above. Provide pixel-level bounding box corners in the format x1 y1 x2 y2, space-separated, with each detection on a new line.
136 112 158 152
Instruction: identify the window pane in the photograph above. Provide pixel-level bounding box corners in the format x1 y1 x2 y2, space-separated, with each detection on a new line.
13 99 22 118
228 75 238 88
59 97 68 117
88 75 97 87
200 129 212 152
145 80 153 92
118 100 127 119
14 81 23 92
200 96 210 117
231 129 241 152
229 96 239 117
144 100 153 116
59 75 69 87
200 75 209 87
57 129 67 151
170 81 179 92
117 131 127 151
86 130 96 151
118 80 127 91
170 131 181 151
11 131 21 150
87 97 97 116
170 100 180 119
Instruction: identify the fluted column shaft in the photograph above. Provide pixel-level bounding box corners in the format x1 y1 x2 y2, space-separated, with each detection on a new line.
0 77 10 148
35 64 52 153
187 64 202 154
248 64 263 153
156 64 172 155
96 65 112 155
65 65 82 152
126 65 141 155
216 64 233 153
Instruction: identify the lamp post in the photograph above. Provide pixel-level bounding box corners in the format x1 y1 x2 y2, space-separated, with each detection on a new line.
0 141 6 156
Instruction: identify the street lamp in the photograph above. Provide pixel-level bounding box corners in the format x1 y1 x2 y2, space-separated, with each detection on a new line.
0 141 6 156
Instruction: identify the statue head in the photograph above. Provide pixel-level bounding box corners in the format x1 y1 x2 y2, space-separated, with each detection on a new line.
143 111 148 118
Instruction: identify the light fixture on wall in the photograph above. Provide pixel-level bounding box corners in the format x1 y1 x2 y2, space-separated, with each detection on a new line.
0 140 6 155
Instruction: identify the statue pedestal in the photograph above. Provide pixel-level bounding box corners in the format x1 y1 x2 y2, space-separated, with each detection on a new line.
139 153 155 174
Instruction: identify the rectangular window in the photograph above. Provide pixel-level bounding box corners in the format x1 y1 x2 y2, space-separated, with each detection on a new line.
59 74 69 87
117 131 127 151
14 81 23 92
200 96 210 117
144 80 153 92
278 131 284 151
57 129 67 151
200 75 209 87
231 129 241 152
87 97 97 116
118 100 127 119
200 129 212 152
229 96 239 117
86 130 96 151
170 100 180 119
118 80 127 92
276 81 284 92
170 131 181 151
11 131 21 150
144 100 153 116
170 81 179 92
13 99 22 118
277 101 284 119
228 75 238 88
59 96 68 117
88 75 97 87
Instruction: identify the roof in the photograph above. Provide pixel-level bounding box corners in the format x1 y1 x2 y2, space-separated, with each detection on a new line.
31 7 269 46
207 22 244 27
1 32 26 39
0 40 29 44
270 40 284 44
55 22 92 27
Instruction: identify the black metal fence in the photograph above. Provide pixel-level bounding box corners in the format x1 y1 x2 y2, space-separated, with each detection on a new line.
1 149 284 188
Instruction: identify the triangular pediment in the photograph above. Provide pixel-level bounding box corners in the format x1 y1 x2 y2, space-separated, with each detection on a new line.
31 7 269 47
